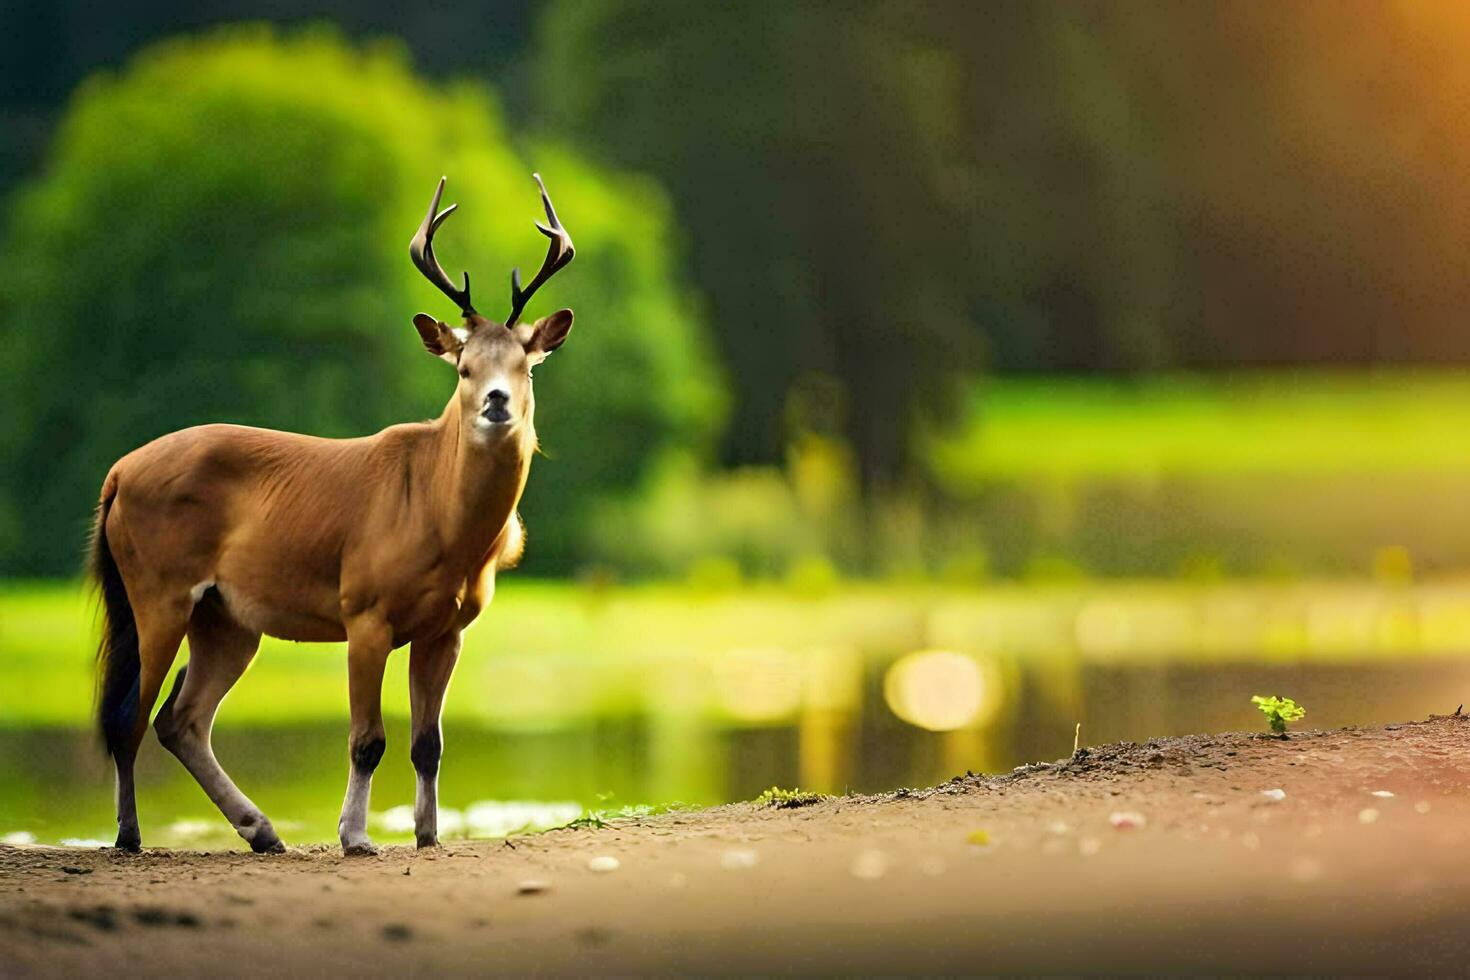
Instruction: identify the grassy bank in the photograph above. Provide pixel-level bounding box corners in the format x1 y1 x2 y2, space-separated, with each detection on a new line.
932 370 1470 483
5 576 1470 728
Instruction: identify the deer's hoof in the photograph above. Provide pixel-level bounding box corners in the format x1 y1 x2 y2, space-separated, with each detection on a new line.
342 841 378 858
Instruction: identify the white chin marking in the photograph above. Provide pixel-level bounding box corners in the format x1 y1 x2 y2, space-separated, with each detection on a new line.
471 416 513 440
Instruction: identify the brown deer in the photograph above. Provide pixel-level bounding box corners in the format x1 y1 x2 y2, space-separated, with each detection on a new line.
90 174 574 855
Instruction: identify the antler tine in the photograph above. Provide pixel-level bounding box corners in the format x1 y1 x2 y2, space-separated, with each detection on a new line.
506 172 575 326
409 176 475 316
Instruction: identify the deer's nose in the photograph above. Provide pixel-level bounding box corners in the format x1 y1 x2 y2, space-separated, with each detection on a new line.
482 388 512 423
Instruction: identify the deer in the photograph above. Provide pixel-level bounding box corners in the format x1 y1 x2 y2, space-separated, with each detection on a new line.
90 173 574 855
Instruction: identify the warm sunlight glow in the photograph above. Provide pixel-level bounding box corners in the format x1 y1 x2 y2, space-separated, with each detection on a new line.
883 650 1003 732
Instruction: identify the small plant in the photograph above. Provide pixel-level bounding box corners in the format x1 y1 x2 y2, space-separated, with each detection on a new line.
1252 695 1306 735
558 812 610 831
754 786 827 809
545 799 694 834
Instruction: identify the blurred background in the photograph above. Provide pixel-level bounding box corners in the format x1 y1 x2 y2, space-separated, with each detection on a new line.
5 0 1470 847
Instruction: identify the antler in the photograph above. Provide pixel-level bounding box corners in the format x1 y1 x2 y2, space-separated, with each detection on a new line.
410 176 475 316
506 173 575 326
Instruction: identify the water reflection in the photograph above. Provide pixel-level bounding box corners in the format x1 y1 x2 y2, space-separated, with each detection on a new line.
9 580 1470 845
375 801 583 838
4 653 1469 848
883 650 1004 732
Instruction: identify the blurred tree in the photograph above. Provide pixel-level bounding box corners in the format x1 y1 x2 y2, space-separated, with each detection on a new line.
931 2 1181 373
11 1 1470 403
0 0 538 186
535 0 1470 485
537 0 978 488
0 24 723 575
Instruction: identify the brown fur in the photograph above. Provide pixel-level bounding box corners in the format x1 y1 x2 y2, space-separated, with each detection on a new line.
90 307 572 853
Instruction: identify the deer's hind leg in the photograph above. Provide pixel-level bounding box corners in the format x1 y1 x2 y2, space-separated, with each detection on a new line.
112 609 189 853
153 595 284 853
110 605 189 852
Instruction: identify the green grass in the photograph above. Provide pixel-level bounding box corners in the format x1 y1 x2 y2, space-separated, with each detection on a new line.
6 575 1467 731
926 370 1470 486
0 578 942 727
753 786 827 808
544 800 694 833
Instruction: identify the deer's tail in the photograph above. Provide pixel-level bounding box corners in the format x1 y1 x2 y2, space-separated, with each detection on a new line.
90 474 139 758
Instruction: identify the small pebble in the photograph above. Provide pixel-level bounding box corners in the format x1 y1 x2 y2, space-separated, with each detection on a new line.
1414 800 1432 814
1046 820 1071 835
588 855 620 873
720 848 758 870
1109 811 1147 830
966 829 991 847
1259 788 1286 802
1370 790 1395 799
517 879 550 895
1358 808 1380 825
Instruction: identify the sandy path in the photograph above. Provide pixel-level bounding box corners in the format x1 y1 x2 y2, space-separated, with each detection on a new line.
2 715 1468 975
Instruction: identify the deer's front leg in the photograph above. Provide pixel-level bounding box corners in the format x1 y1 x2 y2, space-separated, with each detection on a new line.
409 631 461 848
339 617 391 856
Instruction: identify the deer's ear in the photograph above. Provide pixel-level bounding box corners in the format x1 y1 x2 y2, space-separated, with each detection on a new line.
521 309 573 364
413 313 466 364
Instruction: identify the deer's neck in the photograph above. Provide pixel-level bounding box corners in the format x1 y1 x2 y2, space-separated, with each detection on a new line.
426 398 533 569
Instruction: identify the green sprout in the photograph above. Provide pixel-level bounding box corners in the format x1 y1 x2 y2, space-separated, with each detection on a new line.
1252 695 1306 735
548 801 693 833
753 786 827 809
558 813 610 831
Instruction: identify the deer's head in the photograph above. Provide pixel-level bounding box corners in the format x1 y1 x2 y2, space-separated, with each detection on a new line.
409 174 574 444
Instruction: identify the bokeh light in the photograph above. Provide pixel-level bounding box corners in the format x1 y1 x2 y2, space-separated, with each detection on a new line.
883 650 1004 732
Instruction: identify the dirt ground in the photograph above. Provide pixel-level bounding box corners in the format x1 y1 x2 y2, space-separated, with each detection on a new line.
2 714 1468 976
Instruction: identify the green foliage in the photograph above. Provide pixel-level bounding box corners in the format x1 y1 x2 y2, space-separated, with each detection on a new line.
927 373 1470 484
0 24 722 574
538 1 979 483
918 371 1470 578
537 2 1470 453
590 456 825 580
584 433 863 580
554 812 609 831
753 786 827 809
1252 695 1306 735
546 801 690 833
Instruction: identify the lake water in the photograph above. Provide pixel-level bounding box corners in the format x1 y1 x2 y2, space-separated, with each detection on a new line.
5 653 1467 849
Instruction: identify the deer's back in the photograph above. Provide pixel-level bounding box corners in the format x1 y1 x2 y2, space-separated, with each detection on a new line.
102 423 423 641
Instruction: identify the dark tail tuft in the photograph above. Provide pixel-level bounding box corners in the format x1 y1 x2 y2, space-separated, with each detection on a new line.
90 487 139 758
